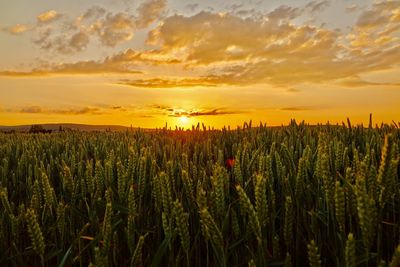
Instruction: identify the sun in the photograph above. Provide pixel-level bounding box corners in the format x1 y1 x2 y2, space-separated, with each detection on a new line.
179 116 189 124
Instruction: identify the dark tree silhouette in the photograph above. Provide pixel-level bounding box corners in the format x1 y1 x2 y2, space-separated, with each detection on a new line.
29 125 52 133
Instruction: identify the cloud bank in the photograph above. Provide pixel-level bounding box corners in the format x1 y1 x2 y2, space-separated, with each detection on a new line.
2 0 400 89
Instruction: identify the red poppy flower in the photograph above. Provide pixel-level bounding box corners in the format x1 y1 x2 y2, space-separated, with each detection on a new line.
226 158 235 169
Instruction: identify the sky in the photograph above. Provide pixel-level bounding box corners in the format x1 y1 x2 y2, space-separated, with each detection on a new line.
0 0 399 128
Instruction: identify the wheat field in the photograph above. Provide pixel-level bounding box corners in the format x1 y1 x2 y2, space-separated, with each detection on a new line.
0 121 399 266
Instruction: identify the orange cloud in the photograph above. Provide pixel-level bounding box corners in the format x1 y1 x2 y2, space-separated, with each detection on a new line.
96 13 135 47
37 10 62 23
0 59 142 76
348 1 400 51
117 77 218 88
3 1 400 88
2 24 29 34
30 0 167 53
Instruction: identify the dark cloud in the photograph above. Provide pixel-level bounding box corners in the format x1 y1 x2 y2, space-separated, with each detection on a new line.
152 105 245 117
20 106 43 113
18 106 106 115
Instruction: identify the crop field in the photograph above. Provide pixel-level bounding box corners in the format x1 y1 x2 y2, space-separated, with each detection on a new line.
0 122 399 266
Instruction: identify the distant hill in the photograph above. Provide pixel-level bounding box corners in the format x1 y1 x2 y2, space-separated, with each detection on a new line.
0 123 138 132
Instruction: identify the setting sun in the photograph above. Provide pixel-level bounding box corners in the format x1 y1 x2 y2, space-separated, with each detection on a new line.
179 116 189 125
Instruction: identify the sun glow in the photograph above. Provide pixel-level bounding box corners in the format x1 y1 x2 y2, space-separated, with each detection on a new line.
179 116 189 124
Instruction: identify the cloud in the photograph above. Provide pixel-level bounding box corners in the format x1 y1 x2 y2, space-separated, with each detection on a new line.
347 1 400 55
20 106 42 113
32 11 136 52
29 0 167 53
142 4 400 87
7 104 241 119
135 0 167 28
0 71 49 77
109 48 182 64
17 106 106 115
94 0 167 46
354 1 399 33
0 59 142 76
337 76 400 88
146 11 343 67
2 24 29 34
265 1 330 23
69 31 90 51
37 10 62 23
145 12 345 85
264 5 302 23
81 6 106 20
152 105 244 117
96 12 136 47
3 1 400 89
34 30 91 54
178 109 243 117
117 77 219 88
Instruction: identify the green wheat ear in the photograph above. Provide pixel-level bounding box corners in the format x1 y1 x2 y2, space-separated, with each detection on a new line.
248 259 256 267
345 233 356 267
25 208 45 257
236 184 262 243
255 174 268 228
173 199 190 253
231 209 240 238
307 240 322 267
102 202 113 251
284 196 293 248
131 235 145 267
198 207 224 254
335 181 345 233
0 187 13 215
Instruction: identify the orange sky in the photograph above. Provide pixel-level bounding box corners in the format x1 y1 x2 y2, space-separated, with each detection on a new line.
0 0 399 128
